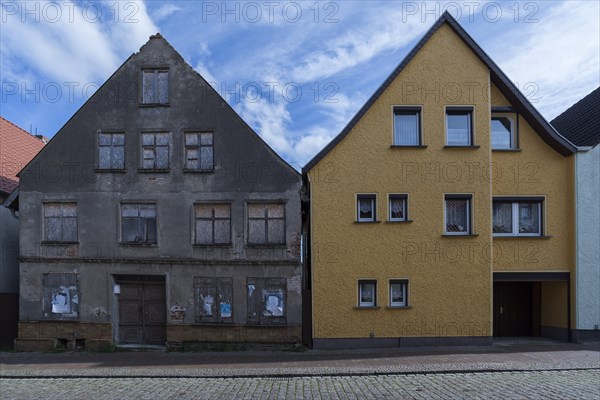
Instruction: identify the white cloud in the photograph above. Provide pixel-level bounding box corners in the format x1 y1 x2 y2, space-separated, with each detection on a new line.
289 10 426 82
236 97 293 157
194 61 219 86
1 1 158 86
495 1 600 119
153 3 181 21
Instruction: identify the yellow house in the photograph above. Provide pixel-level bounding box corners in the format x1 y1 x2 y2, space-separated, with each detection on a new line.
302 12 577 348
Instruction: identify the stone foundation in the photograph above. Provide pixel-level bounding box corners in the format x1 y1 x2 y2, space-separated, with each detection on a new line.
15 321 112 352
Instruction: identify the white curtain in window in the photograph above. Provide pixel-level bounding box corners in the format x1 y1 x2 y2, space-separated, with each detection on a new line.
446 199 468 233
390 198 404 219
493 202 512 233
394 114 418 145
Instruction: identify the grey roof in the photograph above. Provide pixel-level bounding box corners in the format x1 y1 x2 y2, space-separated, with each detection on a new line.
551 87 600 148
303 12 576 173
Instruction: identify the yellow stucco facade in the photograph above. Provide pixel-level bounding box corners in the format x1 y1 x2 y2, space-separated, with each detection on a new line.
305 19 575 347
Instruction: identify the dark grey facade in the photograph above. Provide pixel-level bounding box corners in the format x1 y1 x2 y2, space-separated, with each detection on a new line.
15 34 302 351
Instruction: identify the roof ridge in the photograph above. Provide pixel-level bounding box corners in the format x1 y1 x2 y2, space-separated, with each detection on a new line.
0 116 46 142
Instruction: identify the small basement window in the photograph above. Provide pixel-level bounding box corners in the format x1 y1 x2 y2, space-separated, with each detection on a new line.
357 195 376 222
389 280 408 307
358 280 377 307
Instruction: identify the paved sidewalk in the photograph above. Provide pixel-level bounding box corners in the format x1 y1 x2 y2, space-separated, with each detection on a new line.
1 342 599 378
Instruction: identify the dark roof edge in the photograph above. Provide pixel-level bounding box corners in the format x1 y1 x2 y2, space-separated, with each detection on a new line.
442 15 576 157
3 187 19 210
16 55 134 178
303 12 575 174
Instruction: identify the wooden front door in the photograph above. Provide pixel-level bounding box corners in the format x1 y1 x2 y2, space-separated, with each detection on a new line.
118 279 166 345
493 282 533 337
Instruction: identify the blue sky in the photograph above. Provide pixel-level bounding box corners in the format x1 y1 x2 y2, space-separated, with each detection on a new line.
1 1 599 167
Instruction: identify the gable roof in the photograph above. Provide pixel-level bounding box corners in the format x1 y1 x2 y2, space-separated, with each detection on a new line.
303 12 576 173
550 87 600 148
17 34 300 179
0 117 45 195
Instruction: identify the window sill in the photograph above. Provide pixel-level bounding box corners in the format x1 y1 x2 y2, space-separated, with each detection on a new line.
354 221 382 224
444 145 480 149
385 220 413 224
245 244 287 249
138 169 170 173
183 169 215 173
94 168 127 173
441 234 479 238
354 306 380 310
386 306 413 309
492 148 522 152
41 241 79 246
138 103 170 108
119 242 158 247
493 235 552 239
390 145 427 149
193 243 233 248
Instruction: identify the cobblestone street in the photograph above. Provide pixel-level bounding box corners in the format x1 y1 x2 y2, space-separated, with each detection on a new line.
2 342 599 399
1 369 599 399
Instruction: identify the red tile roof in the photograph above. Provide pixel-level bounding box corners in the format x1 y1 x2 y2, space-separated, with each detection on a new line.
0 117 46 195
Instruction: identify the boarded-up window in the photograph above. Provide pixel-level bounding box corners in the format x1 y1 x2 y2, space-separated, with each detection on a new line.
121 203 157 243
185 132 214 170
247 277 286 325
43 203 77 242
194 277 233 323
43 273 79 319
247 203 285 245
141 69 169 104
141 133 169 169
98 132 125 169
194 203 231 245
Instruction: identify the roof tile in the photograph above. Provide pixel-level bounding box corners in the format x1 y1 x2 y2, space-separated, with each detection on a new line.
0 117 46 195
551 87 600 147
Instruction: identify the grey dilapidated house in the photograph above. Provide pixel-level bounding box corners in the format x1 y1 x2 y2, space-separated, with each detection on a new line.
14 34 302 351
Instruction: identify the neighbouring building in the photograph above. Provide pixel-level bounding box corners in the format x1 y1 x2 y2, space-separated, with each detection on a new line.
12 34 302 352
302 12 578 349
0 117 46 349
551 87 600 342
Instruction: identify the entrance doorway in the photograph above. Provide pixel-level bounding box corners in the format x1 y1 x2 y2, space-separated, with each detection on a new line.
493 282 539 336
116 275 166 346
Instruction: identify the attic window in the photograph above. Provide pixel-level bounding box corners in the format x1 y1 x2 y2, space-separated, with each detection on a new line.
141 69 169 104
491 114 517 150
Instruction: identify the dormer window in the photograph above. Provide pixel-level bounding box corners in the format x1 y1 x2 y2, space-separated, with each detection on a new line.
141 69 169 104
491 114 517 150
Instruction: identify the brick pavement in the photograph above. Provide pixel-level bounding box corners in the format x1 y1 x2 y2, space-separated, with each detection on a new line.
1 370 599 399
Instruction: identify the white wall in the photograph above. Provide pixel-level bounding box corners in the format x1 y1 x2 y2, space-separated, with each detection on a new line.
576 145 600 330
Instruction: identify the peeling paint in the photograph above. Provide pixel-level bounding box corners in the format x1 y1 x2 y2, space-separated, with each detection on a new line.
170 304 185 323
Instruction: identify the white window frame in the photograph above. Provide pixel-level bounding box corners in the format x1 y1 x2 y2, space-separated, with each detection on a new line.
444 195 472 235
493 200 542 237
491 114 516 150
357 194 376 222
358 280 377 307
389 280 408 307
388 194 408 222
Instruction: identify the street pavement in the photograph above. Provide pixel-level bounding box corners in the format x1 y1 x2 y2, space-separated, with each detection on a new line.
1 341 599 399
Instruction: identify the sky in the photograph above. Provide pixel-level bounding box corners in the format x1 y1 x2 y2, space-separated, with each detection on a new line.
1 0 599 167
